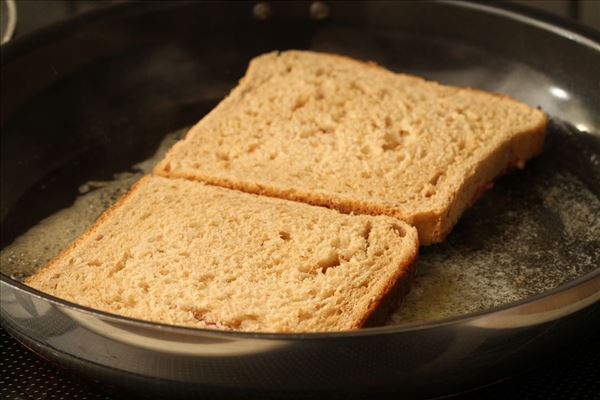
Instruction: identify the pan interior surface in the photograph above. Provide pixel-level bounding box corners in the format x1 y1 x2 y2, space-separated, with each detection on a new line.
1 1 599 328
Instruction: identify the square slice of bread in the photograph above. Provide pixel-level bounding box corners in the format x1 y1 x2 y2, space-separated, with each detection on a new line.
25 176 418 332
155 50 547 244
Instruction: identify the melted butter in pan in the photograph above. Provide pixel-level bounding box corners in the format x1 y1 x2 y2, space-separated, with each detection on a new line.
0 130 185 281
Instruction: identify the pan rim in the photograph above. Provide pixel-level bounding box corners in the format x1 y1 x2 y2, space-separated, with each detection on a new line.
1 0 599 340
1 268 599 339
450 0 600 49
0 0 599 62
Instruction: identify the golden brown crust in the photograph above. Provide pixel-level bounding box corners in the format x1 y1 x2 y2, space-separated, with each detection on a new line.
25 176 152 286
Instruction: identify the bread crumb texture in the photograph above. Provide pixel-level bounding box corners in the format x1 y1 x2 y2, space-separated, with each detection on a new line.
156 50 546 244
26 176 417 332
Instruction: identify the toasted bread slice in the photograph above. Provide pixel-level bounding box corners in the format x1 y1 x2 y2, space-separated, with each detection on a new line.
155 50 546 244
26 176 418 332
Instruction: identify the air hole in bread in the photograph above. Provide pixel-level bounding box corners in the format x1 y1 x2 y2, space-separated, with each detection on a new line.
239 315 260 329
292 96 308 111
384 116 393 128
297 308 312 321
124 295 137 308
109 260 125 276
191 308 209 321
95 234 103 241
148 234 162 243
391 224 406 238
138 281 149 292
429 172 443 186
382 132 401 151
323 307 337 317
321 288 335 299
318 250 340 273
216 151 229 161
279 231 291 241
332 109 346 122
300 128 317 138
362 221 372 241
350 81 364 94
198 273 215 283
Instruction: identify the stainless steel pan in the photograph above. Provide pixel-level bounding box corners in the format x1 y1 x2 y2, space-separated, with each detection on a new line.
1 1 599 398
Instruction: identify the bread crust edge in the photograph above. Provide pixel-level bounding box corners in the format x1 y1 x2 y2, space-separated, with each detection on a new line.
355 232 419 329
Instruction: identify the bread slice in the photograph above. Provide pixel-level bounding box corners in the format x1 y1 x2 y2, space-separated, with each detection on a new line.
155 50 547 244
25 176 418 332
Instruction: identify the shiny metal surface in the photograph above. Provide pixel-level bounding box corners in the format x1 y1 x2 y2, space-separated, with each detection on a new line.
2 273 599 398
1 1 599 398
0 0 17 45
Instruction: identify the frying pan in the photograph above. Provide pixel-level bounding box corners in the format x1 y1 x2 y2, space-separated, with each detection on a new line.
1 1 599 398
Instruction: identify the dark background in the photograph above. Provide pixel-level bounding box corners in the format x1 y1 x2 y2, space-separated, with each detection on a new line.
1 1 599 399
